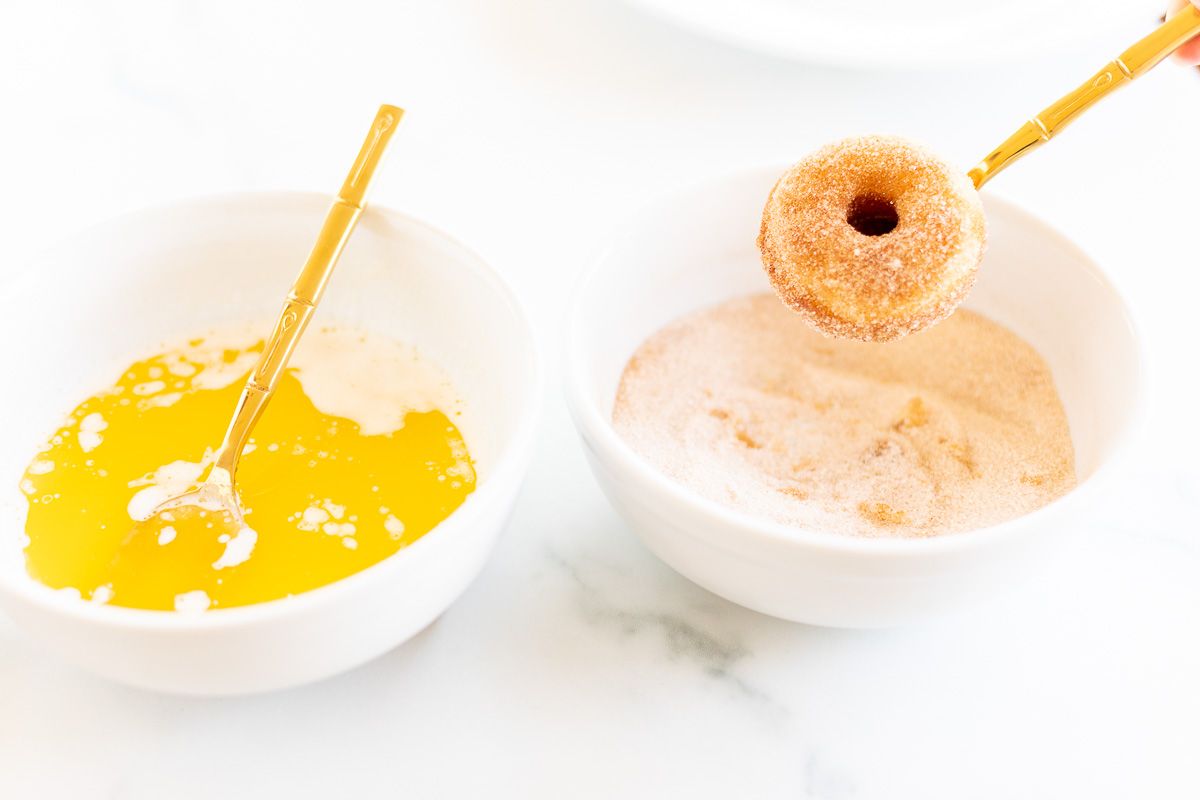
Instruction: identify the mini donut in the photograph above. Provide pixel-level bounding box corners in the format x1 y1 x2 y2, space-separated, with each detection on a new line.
758 135 986 342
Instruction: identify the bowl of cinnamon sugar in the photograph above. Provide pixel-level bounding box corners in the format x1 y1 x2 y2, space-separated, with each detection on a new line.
565 167 1142 628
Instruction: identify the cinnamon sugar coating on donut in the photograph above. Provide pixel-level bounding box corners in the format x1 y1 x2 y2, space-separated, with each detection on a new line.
758 136 986 342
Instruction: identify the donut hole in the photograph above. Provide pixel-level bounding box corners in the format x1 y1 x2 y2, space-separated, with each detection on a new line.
847 194 899 236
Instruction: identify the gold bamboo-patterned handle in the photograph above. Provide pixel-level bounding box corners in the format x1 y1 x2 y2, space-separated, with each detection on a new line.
969 5 1200 188
214 104 403 476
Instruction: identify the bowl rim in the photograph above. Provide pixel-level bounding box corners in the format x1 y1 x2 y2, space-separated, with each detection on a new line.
564 164 1146 560
0 190 543 630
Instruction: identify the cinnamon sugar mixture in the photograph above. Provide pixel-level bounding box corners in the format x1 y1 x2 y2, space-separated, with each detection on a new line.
613 294 1075 537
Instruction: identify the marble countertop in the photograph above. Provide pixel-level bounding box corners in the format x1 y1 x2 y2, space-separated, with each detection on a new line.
1 1 1196 797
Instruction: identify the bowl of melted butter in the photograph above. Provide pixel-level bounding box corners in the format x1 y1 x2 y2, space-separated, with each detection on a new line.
0 193 540 694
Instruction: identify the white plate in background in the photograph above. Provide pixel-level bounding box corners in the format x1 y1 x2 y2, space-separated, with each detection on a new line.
623 0 1161 67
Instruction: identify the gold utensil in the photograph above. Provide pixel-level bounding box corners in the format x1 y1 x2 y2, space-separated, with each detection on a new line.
969 4 1200 188
132 104 402 537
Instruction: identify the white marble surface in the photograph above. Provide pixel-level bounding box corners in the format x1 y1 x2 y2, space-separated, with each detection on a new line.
1 1 1198 797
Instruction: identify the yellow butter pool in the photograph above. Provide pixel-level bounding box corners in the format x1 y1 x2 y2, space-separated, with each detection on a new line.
19 325 475 612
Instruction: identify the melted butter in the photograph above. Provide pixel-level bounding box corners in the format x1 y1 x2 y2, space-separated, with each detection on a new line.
19 326 475 611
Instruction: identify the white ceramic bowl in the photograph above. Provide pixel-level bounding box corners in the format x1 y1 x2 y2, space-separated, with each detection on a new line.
621 0 1142 69
0 194 540 694
566 168 1142 628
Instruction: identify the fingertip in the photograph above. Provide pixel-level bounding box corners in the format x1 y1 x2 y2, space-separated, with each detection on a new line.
1175 38 1200 65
